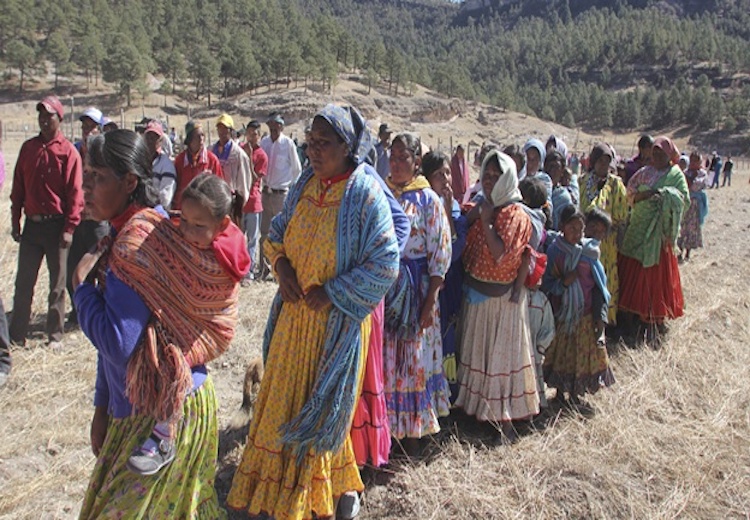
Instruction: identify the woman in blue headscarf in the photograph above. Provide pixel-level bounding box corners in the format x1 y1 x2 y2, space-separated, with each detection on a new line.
228 104 400 520
521 138 554 200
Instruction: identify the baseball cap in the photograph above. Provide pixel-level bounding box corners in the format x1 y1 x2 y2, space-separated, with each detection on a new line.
379 123 393 135
36 95 64 120
144 120 164 137
267 112 284 125
79 107 103 125
216 113 234 129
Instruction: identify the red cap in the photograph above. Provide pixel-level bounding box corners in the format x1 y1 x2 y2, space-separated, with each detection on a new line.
144 120 164 137
36 95 64 120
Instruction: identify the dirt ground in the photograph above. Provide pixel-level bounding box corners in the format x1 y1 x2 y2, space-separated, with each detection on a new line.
1 83 749 518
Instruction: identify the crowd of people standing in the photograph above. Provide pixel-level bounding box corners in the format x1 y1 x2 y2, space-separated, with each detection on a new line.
0 93 732 519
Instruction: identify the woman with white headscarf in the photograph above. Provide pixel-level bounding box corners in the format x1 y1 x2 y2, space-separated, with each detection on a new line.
455 150 539 442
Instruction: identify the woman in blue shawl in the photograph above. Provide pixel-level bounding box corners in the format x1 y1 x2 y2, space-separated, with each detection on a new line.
677 151 709 261
542 205 615 402
228 105 399 520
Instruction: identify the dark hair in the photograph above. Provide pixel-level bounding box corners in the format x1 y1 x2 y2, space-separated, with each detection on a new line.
421 151 450 179
544 150 565 170
181 173 232 221
559 204 584 227
484 152 502 176
589 143 613 172
246 120 262 130
478 142 500 166
87 129 158 207
391 132 422 159
519 177 547 209
585 207 612 232
638 134 654 150
502 144 526 170
519 177 552 229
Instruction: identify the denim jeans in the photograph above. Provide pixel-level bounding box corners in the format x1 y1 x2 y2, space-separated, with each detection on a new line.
243 212 261 276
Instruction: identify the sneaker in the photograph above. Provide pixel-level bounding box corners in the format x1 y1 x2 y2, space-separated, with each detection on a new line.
337 491 361 520
126 434 177 476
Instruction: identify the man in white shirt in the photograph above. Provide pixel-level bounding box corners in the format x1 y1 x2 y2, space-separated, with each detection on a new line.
258 112 302 279
145 121 177 209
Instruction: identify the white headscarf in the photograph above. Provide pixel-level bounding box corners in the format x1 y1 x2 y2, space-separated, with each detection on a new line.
481 150 522 208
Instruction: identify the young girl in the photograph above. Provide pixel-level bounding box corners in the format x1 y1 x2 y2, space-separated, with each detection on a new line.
422 151 468 404
542 205 615 405
127 172 250 475
519 177 555 409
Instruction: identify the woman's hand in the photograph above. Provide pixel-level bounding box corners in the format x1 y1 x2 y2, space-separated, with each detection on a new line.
73 249 104 288
90 406 108 457
419 294 437 330
442 184 454 213
304 285 331 311
275 257 304 303
419 276 443 330
563 270 578 288
479 198 494 226
634 189 660 203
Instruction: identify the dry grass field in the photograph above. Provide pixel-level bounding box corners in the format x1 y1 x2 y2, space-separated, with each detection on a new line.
1 105 750 517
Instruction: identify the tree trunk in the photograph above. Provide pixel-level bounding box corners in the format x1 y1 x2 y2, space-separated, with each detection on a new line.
126 84 131 107
19 67 24 92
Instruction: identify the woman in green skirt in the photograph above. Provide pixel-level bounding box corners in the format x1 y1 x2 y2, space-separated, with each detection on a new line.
72 130 243 519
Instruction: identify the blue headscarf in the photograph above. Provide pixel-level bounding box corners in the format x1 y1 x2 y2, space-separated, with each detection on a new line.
523 138 547 171
315 104 374 165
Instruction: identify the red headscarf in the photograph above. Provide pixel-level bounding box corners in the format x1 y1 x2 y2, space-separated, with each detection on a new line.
653 136 680 165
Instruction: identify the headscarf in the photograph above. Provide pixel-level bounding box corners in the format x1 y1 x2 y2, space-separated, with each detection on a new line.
654 136 680 165
184 120 202 146
523 138 546 171
315 104 374 165
481 149 522 208
547 135 568 159
589 142 614 173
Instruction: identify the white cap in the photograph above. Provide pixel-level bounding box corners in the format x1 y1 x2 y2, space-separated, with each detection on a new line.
79 107 103 125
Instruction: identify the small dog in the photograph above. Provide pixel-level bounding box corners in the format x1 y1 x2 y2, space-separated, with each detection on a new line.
229 356 264 429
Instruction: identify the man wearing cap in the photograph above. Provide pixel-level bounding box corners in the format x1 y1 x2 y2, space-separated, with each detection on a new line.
240 120 268 284
75 107 102 157
145 120 178 209
100 116 118 132
374 123 392 180
212 114 252 225
66 107 110 326
173 120 224 210
259 112 301 278
9 95 83 349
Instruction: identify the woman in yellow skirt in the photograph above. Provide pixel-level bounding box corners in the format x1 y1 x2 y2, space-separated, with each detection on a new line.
228 104 399 520
579 142 629 324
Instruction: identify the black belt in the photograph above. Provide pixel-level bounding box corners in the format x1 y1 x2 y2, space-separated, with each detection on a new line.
263 186 288 194
27 214 64 223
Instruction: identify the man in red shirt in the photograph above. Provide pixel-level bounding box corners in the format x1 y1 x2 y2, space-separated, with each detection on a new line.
173 120 224 210
240 120 268 285
9 95 83 349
